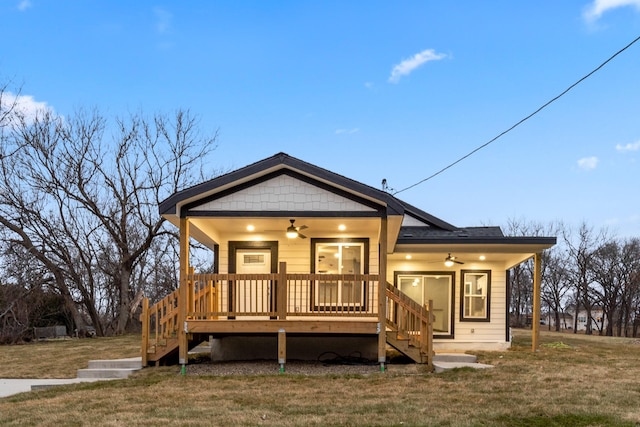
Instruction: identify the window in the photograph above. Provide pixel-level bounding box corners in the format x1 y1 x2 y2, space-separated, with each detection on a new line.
242 253 265 266
460 270 491 321
312 238 368 310
396 272 454 338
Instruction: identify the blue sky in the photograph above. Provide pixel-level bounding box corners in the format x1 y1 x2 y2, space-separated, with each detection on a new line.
1 1 639 238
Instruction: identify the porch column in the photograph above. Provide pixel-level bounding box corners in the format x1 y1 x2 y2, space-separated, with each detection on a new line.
179 217 190 365
532 252 542 352
378 216 388 368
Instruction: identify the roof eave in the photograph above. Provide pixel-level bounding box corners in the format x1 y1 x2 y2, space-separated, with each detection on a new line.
395 236 557 246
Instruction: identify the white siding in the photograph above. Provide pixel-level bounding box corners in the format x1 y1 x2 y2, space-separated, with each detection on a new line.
387 259 508 347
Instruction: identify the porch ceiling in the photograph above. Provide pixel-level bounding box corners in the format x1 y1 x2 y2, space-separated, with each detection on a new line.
187 217 385 247
391 242 554 270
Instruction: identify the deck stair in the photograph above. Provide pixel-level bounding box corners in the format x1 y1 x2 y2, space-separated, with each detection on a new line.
145 337 179 365
385 330 427 363
76 357 143 379
384 282 434 367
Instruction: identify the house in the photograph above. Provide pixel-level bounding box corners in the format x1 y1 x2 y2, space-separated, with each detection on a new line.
542 311 573 330
561 305 606 333
141 152 556 369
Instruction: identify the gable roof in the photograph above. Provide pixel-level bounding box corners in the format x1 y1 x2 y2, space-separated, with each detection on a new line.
159 152 556 258
160 152 456 230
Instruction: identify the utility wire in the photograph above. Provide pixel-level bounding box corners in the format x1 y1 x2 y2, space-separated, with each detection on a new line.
393 34 640 196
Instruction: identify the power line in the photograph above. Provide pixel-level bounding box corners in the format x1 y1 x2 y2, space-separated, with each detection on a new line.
393 34 640 196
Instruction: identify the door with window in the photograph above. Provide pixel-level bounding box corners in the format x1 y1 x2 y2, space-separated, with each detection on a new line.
397 272 454 338
235 249 271 316
312 239 368 311
228 241 278 319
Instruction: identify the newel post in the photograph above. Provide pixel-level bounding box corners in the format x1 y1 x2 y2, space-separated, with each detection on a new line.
424 299 434 370
178 217 190 365
278 262 287 320
141 297 149 367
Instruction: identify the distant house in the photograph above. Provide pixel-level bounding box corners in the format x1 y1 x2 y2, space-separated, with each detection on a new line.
141 153 555 368
545 306 606 332
569 306 606 332
544 311 574 330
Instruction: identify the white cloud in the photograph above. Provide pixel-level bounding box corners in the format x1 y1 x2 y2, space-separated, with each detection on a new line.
154 7 172 34
577 156 599 170
583 0 640 22
615 140 640 152
335 128 360 135
388 49 447 84
17 0 32 11
0 92 54 125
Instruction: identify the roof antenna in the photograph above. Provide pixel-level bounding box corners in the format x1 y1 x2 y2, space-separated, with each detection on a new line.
381 178 394 193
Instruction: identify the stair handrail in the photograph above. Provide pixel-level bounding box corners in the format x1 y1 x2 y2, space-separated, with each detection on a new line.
385 282 434 366
140 287 181 364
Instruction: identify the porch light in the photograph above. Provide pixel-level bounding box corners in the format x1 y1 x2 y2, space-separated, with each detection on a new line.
338 224 346 231
286 226 299 239
405 255 412 260
246 225 255 231
479 255 486 261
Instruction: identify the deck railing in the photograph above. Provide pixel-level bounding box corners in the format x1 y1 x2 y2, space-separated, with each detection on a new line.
141 287 180 365
184 271 380 319
141 270 381 362
141 268 432 365
385 282 433 364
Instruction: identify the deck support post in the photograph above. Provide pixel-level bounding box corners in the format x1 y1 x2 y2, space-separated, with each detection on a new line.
178 217 190 365
278 328 286 373
378 215 388 368
532 252 542 352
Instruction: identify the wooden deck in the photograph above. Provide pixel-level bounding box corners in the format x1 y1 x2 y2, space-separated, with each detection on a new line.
141 267 433 369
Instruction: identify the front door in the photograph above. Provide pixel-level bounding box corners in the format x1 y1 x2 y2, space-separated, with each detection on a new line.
229 242 278 319
235 249 272 317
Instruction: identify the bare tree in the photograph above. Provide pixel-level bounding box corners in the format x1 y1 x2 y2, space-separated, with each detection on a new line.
591 238 640 336
563 223 607 335
0 95 217 335
590 240 623 336
540 248 570 331
504 218 535 326
505 218 561 328
0 242 72 343
509 263 532 327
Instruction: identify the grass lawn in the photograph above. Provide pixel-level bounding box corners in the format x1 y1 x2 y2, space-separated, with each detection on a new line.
1 330 640 426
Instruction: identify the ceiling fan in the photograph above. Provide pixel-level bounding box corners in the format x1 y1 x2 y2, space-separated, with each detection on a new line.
286 219 308 239
444 253 464 267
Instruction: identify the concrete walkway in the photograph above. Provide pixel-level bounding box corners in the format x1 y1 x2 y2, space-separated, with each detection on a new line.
0 357 143 399
0 378 113 398
432 353 494 373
